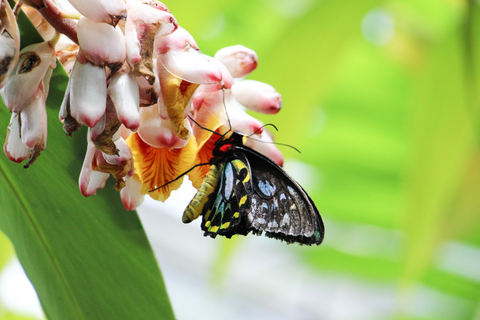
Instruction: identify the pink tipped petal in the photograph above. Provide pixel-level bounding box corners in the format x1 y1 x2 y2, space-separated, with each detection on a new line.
79 142 110 196
103 137 133 165
126 2 177 35
4 113 30 163
154 26 198 53
77 18 126 65
157 49 224 84
231 80 282 114
138 104 191 148
70 60 107 127
1 41 55 112
214 45 258 78
20 89 47 150
121 175 145 210
245 131 284 167
108 71 140 130
67 0 126 24
81 171 110 197
154 27 227 85
124 3 177 84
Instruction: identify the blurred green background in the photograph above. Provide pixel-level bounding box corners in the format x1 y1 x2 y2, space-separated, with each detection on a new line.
165 0 480 318
1 0 480 319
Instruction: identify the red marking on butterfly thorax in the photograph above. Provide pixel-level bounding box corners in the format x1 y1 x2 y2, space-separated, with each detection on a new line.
219 144 233 153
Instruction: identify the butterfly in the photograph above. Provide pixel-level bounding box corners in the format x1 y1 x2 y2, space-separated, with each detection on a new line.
182 127 325 246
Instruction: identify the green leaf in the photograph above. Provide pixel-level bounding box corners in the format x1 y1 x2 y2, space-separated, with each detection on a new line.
0 6 174 320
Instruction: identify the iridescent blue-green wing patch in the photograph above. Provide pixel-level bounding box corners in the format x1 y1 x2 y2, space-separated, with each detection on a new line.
238 145 324 245
201 157 252 238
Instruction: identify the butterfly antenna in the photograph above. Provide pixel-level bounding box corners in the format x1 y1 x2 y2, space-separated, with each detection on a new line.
188 115 222 137
247 137 302 154
149 162 211 192
248 123 279 137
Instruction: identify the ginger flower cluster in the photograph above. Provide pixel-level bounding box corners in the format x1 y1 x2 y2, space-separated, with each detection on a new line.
0 0 283 211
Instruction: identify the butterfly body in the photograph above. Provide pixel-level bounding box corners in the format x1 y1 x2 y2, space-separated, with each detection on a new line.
184 131 325 246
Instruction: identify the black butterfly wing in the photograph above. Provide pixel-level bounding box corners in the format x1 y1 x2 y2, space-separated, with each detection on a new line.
237 145 325 245
200 157 253 238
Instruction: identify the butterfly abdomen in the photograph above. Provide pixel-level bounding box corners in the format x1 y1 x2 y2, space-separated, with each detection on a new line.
183 164 220 223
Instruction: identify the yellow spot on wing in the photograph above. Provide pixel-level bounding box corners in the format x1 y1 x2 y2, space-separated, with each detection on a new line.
220 222 230 229
233 211 240 218
231 159 250 183
239 195 248 207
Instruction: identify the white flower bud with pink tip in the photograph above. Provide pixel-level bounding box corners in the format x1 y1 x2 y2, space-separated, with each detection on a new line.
121 174 145 210
1 41 56 112
77 18 126 66
79 142 110 196
214 45 258 79
4 113 30 163
68 0 126 25
69 60 107 127
20 88 48 151
138 103 191 148
108 69 140 130
231 80 282 114
3 88 48 168
125 0 177 83
155 27 227 85
0 0 20 88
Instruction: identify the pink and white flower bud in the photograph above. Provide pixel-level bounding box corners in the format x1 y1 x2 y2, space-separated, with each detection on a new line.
0 0 20 88
214 45 258 79
79 142 110 196
77 18 126 66
191 87 263 142
138 103 192 148
121 174 145 210
4 88 48 167
68 0 127 25
108 69 140 130
155 27 225 85
69 60 107 127
231 80 282 114
125 1 177 83
20 88 47 150
244 131 284 167
1 41 56 112
4 113 30 163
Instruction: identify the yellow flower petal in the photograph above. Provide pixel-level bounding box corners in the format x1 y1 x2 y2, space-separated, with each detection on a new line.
158 68 200 140
126 132 197 201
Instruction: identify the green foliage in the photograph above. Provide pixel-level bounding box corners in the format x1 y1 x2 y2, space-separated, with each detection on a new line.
0 8 174 320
